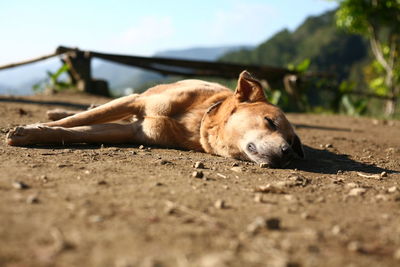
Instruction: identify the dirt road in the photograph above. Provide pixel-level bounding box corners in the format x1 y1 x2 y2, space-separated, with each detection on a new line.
0 93 399 267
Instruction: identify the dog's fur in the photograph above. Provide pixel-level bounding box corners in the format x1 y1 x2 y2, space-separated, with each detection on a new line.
6 71 304 168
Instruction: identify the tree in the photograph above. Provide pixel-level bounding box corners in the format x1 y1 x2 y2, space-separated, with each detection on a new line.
335 0 400 116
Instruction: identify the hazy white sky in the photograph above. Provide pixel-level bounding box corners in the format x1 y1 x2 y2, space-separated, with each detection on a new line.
0 0 337 64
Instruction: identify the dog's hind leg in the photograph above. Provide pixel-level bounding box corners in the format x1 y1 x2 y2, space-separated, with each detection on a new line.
42 94 143 128
6 123 137 146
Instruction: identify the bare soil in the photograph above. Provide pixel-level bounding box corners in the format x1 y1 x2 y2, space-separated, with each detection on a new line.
0 92 399 267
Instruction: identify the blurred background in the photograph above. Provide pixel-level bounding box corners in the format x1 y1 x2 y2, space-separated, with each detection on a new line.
0 0 399 117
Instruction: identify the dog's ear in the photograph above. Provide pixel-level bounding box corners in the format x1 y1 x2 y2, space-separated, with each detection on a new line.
292 134 305 159
235 71 266 102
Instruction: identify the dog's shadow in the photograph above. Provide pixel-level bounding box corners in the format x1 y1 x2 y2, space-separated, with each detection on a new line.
289 145 397 175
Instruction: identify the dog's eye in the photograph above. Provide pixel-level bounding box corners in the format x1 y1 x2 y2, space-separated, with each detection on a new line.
264 117 277 131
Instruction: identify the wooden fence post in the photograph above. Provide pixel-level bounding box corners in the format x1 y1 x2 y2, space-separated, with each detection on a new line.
62 49 110 97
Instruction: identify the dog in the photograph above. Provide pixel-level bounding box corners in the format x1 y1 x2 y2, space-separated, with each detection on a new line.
6 71 304 168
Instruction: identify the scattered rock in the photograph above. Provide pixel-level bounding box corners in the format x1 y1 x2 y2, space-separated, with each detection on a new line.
301 212 311 220
254 184 286 194
97 180 107 185
375 194 389 201
193 161 205 169
259 163 269 168
38 175 48 183
57 163 71 168
199 252 233 267
138 145 145 149
246 216 282 233
12 181 29 190
159 159 171 165
347 241 362 252
89 215 104 223
230 166 243 173
26 194 39 204
387 186 397 193
394 248 400 260
192 171 204 179
266 218 281 230
348 188 367 196
346 182 359 189
214 199 226 209
288 174 310 187
154 182 163 187
380 171 388 178
254 193 263 203
246 217 266 234
231 162 239 167
331 225 341 235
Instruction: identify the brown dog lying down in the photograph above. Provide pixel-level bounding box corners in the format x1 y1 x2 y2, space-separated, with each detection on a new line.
6 71 304 168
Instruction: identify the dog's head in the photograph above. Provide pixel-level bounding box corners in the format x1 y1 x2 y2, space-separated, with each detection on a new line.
201 71 304 168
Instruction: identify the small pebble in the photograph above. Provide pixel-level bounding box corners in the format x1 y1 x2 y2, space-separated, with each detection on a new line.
375 194 389 201
139 145 145 149
347 241 362 252
159 159 171 165
192 171 204 178
388 186 397 193
346 182 358 188
230 166 243 173
348 188 367 196
89 215 104 223
380 171 388 178
332 225 341 235
266 218 281 230
26 195 39 204
288 174 310 187
259 163 269 168
57 164 69 168
394 248 400 260
214 199 225 209
254 194 263 203
300 212 311 220
38 175 48 183
97 180 107 185
12 181 29 190
247 217 267 234
193 161 205 169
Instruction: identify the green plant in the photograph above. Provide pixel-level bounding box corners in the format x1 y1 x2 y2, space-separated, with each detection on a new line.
335 0 400 116
33 63 73 93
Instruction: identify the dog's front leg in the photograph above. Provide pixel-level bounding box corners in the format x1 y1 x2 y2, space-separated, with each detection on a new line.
6 123 137 146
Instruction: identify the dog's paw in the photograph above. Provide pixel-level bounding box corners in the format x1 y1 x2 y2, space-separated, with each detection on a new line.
47 109 70 121
6 124 46 146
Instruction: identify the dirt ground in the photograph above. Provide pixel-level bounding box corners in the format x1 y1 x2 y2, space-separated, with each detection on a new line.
0 92 399 267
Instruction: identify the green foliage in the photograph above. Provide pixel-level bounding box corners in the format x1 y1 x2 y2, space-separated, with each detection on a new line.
33 64 73 93
335 0 400 116
336 0 400 36
340 94 368 116
288 58 311 73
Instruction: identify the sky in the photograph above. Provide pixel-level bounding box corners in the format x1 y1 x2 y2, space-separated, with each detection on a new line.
0 0 338 65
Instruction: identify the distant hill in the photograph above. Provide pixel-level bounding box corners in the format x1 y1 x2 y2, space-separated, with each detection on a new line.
154 45 253 60
219 10 370 82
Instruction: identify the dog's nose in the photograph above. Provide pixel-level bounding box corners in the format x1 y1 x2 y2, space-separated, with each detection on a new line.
281 144 292 155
